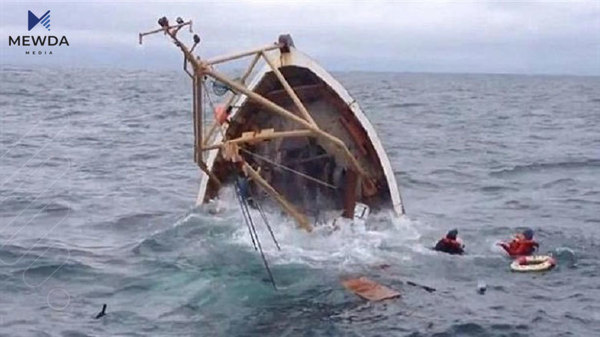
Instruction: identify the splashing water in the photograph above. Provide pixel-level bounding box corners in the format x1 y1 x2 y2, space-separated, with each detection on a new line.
196 185 422 271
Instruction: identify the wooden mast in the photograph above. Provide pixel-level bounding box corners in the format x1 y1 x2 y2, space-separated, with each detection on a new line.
193 74 202 164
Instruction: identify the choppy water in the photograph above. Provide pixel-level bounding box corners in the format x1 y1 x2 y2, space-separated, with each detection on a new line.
1 66 599 336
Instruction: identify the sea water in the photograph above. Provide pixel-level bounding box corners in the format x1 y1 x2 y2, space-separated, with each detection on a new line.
1 66 599 336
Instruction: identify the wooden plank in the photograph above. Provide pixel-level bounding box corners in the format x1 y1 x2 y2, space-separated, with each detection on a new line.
205 44 280 65
342 277 401 302
240 128 274 144
202 129 313 151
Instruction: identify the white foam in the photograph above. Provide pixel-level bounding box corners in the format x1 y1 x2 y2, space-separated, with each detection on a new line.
211 185 422 269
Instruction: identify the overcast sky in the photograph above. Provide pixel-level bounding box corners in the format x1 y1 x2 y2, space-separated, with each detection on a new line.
1 1 599 75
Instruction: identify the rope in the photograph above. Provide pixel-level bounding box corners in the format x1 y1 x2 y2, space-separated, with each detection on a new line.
239 148 337 190
234 177 277 290
202 80 216 111
234 180 257 250
252 191 281 251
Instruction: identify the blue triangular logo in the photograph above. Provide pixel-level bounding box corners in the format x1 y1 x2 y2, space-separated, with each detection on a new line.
28 10 50 31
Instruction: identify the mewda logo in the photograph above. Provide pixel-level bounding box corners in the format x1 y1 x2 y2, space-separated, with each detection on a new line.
28 10 51 31
7 9 69 55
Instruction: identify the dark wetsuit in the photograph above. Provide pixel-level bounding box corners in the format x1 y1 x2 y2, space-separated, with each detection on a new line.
434 238 464 255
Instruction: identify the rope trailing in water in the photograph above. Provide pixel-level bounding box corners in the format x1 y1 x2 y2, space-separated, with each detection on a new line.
239 147 337 189
233 178 257 250
234 176 277 289
251 190 281 251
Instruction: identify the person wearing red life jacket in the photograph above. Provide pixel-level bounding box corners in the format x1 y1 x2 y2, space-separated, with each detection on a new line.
434 229 464 255
498 228 539 257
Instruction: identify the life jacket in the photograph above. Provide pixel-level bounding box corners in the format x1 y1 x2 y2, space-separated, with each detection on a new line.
500 239 538 257
435 237 464 255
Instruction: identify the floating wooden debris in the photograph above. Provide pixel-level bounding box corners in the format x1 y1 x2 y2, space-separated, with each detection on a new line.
342 277 401 302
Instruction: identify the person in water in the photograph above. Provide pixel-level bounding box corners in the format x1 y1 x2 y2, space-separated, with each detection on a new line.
434 229 465 255
498 228 539 257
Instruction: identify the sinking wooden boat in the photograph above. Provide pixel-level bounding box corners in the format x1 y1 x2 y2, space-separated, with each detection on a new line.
140 18 404 232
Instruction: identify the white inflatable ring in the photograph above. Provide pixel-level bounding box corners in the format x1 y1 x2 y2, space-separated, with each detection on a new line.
510 255 556 272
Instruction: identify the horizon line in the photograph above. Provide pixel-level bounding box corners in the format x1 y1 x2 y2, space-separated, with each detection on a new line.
2 62 599 78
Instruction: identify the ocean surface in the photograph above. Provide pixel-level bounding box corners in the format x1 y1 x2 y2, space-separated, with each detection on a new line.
1 66 599 337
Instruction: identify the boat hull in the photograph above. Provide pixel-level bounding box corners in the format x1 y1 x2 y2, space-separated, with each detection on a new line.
198 48 404 219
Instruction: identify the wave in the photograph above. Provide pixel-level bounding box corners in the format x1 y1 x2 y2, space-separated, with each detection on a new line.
542 178 577 188
132 237 174 255
16 261 91 277
45 109 87 120
103 211 168 232
127 151 162 161
429 168 476 179
0 197 72 216
480 185 519 193
563 198 600 205
387 102 425 108
129 185 421 272
0 89 31 97
418 322 530 337
394 172 439 189
490 159 600 177
504 200 537 210
0 240 101 269
1 66 34 73
59 331 93 337
130 211 236 256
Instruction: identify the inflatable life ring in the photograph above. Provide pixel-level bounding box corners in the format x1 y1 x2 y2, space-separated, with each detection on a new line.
510 255 556 272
